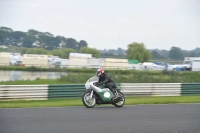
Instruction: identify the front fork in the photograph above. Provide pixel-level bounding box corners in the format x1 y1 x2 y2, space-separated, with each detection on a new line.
85 90 94 103
90 90 93 99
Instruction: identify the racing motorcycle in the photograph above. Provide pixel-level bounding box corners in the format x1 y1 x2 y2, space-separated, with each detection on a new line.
82 76 125 108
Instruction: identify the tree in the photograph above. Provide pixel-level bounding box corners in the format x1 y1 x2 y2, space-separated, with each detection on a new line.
188 52 198 57
26 48 49 54
169 46 184 60
117 48 124 55
20 47 28 55
0 30 10 45
151 50 165 59
126 42 151 62
28 29 42 37
80 47 100 58
78 40 88 50
52 48 77 58
55 36 67 48
39 35 60 50
61 48 77 59
0 27 13 32
43 32 54 37
65 38 78 50
108 49 117 55
22 36 36 48
10 31 27 46
52 49 64 58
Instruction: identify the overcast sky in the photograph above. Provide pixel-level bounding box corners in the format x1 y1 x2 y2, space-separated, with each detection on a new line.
0 0 199 50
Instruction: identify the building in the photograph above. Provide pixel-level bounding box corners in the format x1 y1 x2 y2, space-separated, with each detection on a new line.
68 53 92 68
102 58 128 70
68 58 88 68
22 54 49 68
0 52 10 66
127 59 141 70
69 53 92 59
86 58 104 69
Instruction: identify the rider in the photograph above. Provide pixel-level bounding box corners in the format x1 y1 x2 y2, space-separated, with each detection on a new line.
96 68 119 99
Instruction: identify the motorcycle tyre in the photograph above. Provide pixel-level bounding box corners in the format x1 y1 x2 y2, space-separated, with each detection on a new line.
113 91 125 108
82 92 96 108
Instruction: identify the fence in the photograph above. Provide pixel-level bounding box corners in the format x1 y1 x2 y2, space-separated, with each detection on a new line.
0 83 200 100
181 83 200 95
121 83 181 96
48 84 85 99
0 85 48 100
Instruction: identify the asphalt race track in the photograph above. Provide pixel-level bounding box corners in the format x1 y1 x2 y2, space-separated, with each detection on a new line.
0 104 200 133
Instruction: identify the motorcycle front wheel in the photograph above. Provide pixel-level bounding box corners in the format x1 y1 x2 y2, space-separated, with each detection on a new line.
82 92 96 108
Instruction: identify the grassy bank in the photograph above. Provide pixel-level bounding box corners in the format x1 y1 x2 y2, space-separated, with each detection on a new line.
0 66 96 73
0 73 94 85
1 71 200 85
0 96 199 108
1 66 200 84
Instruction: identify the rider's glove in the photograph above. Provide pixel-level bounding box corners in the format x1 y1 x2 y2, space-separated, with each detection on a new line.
95 82 101 86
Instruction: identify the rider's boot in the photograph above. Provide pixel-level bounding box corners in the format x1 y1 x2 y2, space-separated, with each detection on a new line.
112 89 119 100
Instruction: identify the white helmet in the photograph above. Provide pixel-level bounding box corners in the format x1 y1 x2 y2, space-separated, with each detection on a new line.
96 68 104 77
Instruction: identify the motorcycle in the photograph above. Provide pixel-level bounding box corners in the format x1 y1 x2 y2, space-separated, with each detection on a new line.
82 76 125 108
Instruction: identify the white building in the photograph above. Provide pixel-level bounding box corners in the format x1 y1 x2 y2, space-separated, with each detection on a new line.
102 58 128 70
86 58 104 69
68 53 92 68
0 52 10 66
22 54 49 68
69 53 92 59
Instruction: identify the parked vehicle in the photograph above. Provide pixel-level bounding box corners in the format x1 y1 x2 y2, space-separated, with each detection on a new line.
142 62 167 71
82 76 125 108
167 64 188 71
183 57 200 71
166 57 200 71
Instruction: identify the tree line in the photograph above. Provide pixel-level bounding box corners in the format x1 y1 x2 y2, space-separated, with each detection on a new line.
101 43 200 62
0 26 100 58
20 47 100 58
0 27 88 50
1 26 200 62
20 42 200 63
151 47 200 60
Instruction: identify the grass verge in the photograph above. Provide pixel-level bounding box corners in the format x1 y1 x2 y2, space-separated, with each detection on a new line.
0 96 200 108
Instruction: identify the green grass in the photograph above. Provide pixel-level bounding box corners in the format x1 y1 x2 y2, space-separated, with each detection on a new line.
0 98 83 108
0 96 199 108
125 96 200 105
1 71 200 85
1 66 200 83
0 78 73 85
0 66 96 73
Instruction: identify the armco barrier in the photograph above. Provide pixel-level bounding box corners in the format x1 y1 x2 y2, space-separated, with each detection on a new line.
0 83 200 100
0 85 48 100
48 84 85 99
120 83 181 96
181 83 200 95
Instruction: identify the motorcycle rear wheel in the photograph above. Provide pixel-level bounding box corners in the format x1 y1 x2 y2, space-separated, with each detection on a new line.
82 92 96 108
113 91 125 107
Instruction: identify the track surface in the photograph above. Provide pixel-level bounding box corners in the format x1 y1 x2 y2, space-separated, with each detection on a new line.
0 104 200 133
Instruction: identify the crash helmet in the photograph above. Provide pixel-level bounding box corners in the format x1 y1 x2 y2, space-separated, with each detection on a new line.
96 68 104 77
